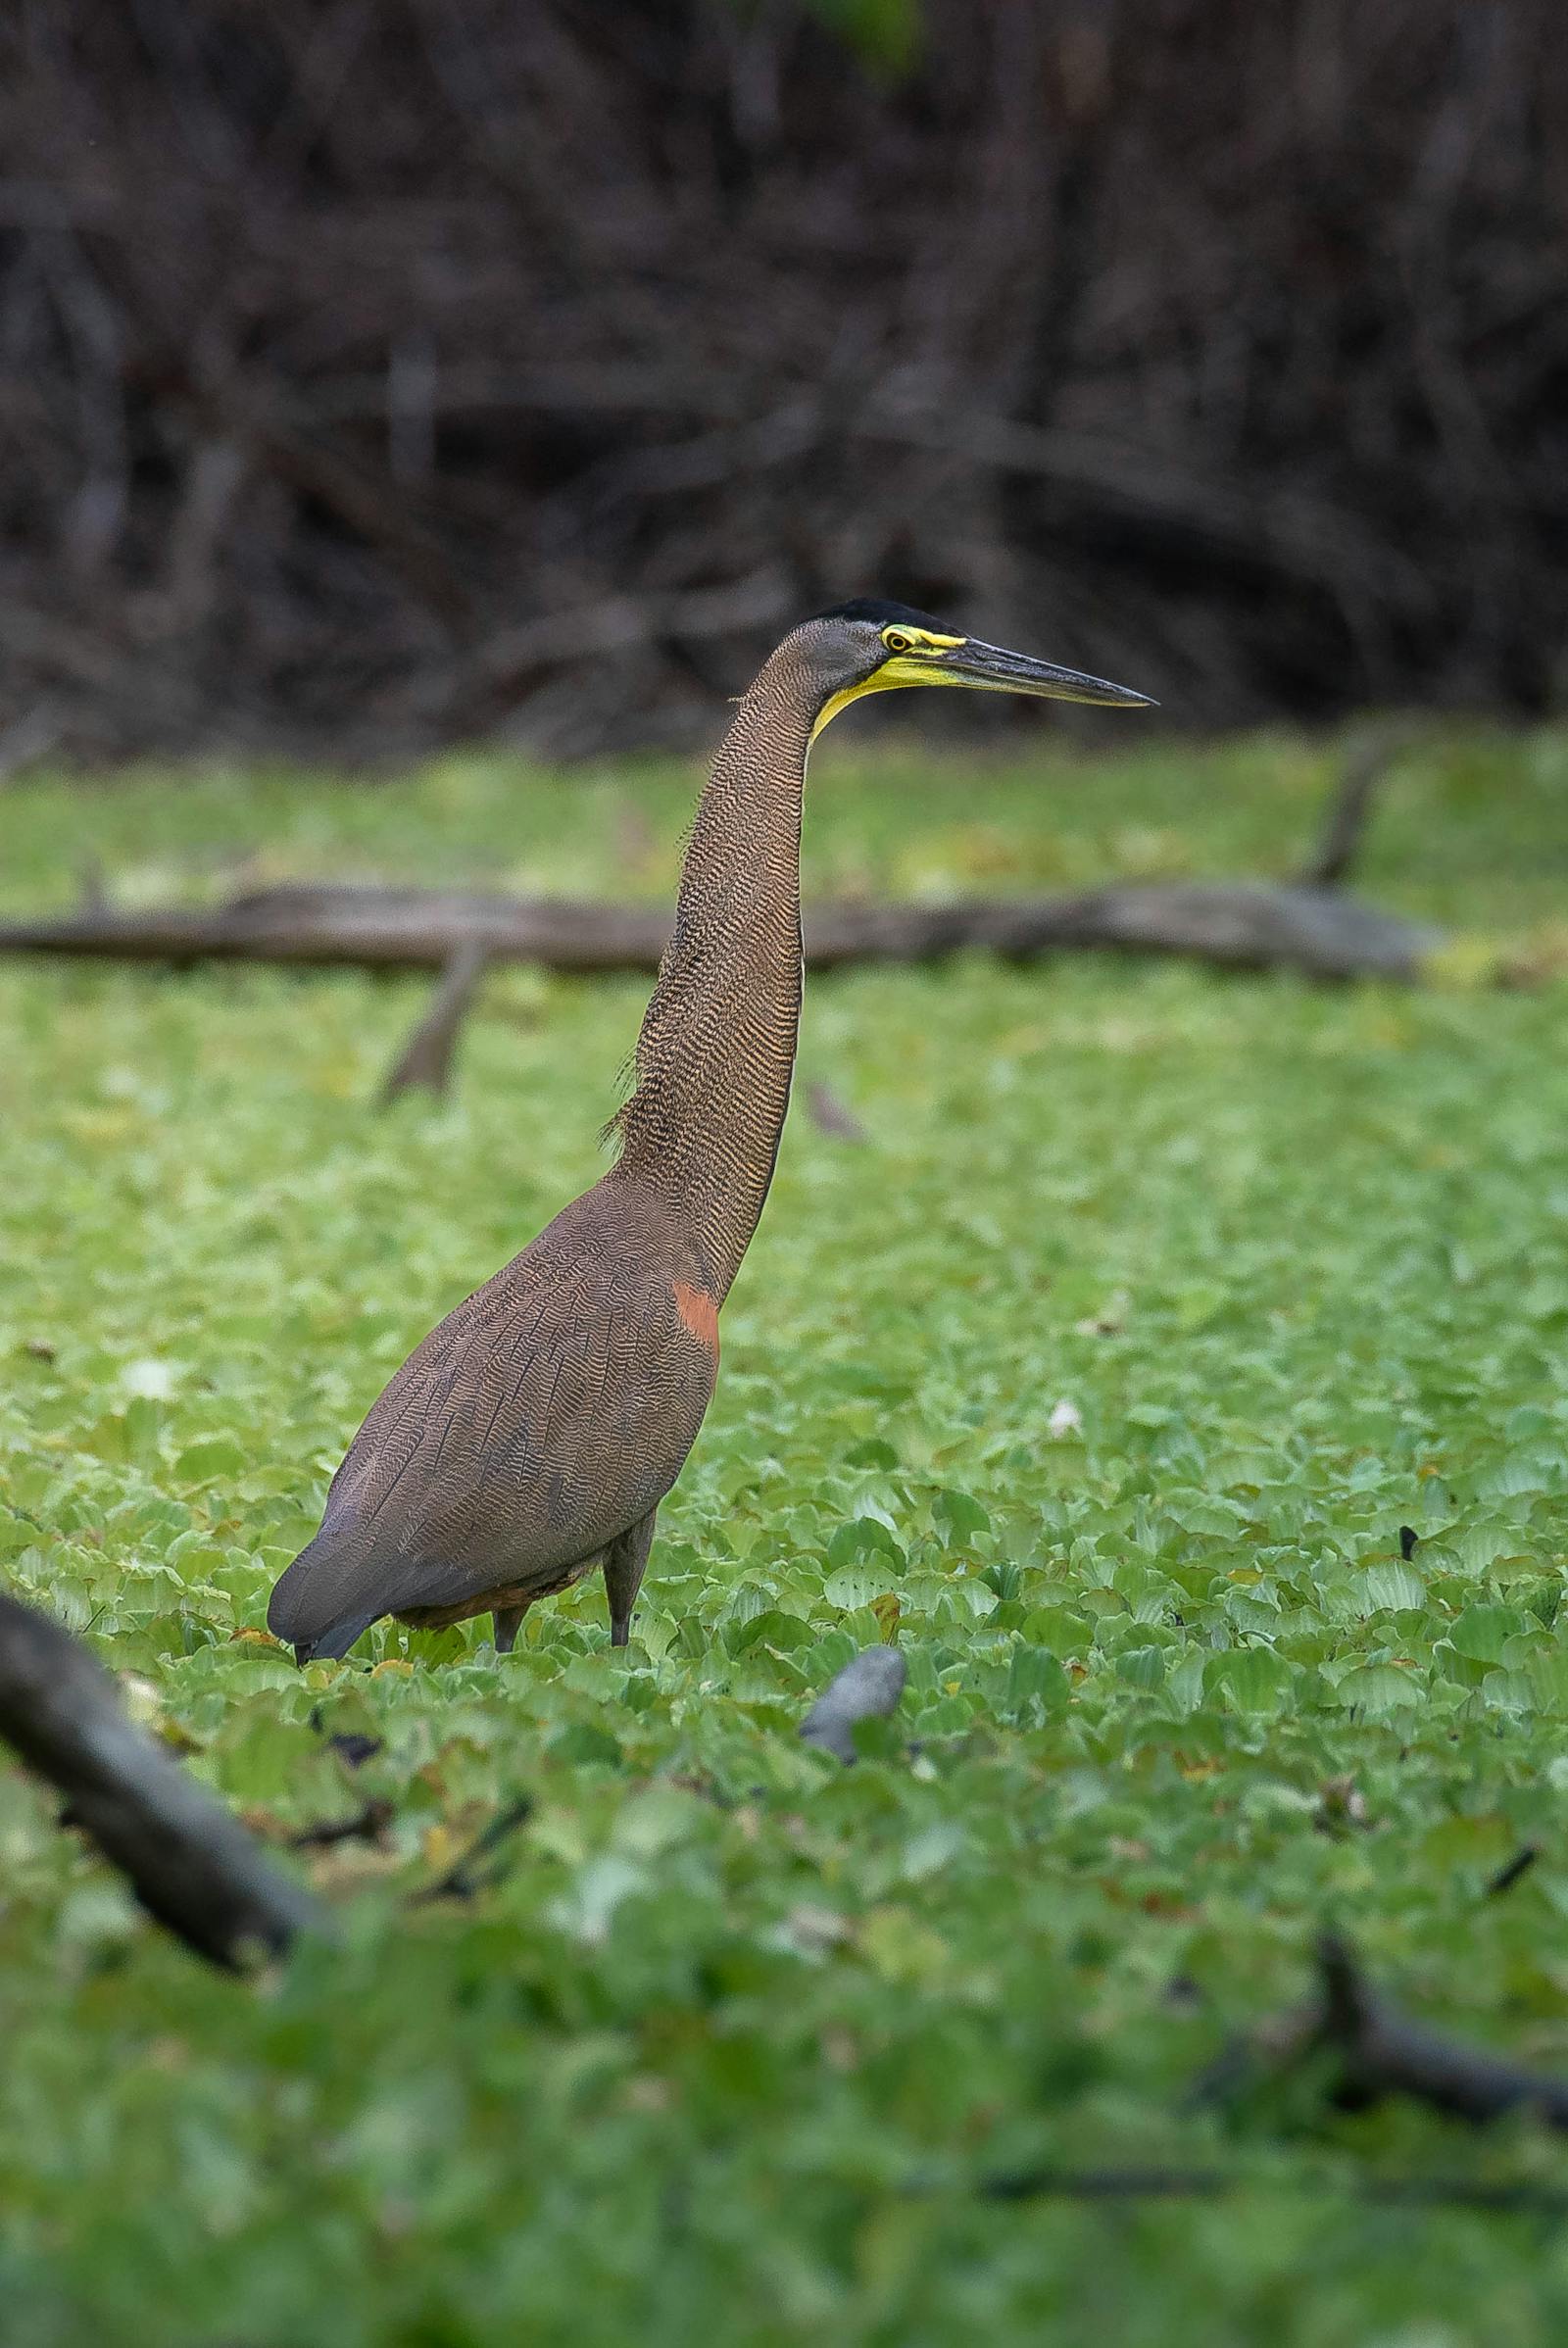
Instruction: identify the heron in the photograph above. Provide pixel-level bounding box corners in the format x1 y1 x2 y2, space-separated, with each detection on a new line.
267 603 1152 1664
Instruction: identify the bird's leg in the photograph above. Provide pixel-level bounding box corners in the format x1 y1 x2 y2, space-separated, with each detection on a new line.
492 1603 528 1654
604 1510 658 1648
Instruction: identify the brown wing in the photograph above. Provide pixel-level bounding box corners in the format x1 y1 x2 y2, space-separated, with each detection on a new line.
267 1179 717 1657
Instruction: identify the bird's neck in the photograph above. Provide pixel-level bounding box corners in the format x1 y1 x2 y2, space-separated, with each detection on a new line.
610 654 815 1300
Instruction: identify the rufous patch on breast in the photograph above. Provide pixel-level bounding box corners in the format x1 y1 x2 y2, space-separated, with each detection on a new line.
671 1279 720 1355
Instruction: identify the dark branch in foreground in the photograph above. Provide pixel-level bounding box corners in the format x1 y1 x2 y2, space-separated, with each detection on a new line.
801 1646 907 1763
971 2164 1568 2216
989 1934 1568 2214
408 1796 535 1905
1485 1845 1542 1899
1315 1934 1568 2128
1196 1934 1568 2133
290 1798 395 1851
0 877 1444 984
0 1592 321 1968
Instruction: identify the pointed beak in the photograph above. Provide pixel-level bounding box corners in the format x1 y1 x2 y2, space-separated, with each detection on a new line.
934 639 1156 708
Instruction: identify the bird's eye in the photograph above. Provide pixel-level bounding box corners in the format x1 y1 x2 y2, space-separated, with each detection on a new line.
883 629 913 654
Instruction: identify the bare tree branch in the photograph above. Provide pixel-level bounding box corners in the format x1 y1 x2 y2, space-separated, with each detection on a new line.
378 939 490 1104
407 1796 534 1905
806 1080 868 1143
972 2164 1568 2215
1301 723 1417 889
1315 1934 1568 2129
289 1797 394 1850
1195 1933 1568 2133
0 1593 321 1968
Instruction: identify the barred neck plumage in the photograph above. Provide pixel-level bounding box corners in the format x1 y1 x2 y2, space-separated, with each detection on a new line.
609 645 815 1300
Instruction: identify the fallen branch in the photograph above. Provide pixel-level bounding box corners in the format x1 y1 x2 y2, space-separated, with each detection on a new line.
408 1796 535 1905
1196 1933 1568 2132
1300 722 1416 889
0 1592 321 1968
806 1080 868 1143
970 2163 1568 2215
378 939 490 1104
800 1645 907 1763
1316 1934 1568 2128
1485 1845 1542 1899
0 877 1444 983
290 1797 395 1850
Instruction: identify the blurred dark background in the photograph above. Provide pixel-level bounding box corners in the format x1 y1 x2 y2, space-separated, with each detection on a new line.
2 0 1565 767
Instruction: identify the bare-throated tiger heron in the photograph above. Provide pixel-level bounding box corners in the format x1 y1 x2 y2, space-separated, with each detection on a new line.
267 605 1152 1663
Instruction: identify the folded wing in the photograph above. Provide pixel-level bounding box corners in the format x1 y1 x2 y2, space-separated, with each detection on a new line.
267 1187 716 1659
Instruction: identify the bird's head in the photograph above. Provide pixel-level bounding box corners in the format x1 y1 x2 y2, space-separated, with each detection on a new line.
794 599 1154 741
